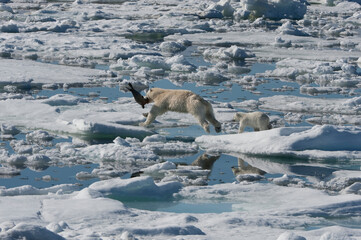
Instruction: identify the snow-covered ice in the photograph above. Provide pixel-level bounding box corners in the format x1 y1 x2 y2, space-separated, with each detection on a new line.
0 0 361 239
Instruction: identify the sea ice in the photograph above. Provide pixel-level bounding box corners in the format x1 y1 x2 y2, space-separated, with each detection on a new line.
0 0 361 239
196 125 361 159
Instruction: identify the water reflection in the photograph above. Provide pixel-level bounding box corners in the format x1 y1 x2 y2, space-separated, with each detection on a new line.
191 153 220 170
232 158 266 176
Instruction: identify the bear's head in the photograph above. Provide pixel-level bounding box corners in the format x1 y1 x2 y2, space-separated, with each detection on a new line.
233 112 245 122
144 88 164 103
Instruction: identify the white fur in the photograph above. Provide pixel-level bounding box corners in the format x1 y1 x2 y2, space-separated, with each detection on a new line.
140 88 221 133
233 112 271 133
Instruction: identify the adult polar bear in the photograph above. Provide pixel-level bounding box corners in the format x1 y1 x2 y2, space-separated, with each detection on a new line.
140 88 222 133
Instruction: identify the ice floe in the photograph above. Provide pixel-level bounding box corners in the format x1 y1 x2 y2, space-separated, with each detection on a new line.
0 0 361 239
196 125 361 159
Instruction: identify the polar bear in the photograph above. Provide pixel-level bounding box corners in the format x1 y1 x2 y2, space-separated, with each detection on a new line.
233 111 271 133
140 88 221 133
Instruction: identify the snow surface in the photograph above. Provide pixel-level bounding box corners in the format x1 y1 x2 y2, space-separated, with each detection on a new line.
0 0 361 239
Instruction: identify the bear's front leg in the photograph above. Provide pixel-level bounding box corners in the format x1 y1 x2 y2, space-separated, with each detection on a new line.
238 121 246 133
139 105 163 127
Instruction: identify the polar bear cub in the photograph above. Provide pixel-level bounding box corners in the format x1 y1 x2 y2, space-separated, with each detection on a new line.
140 88 221 133
233 112 271 133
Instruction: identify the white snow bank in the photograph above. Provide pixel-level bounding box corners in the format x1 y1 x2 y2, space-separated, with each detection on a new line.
0 59 107 84
203 45 255 61
196 125 361 159
0 223 65 240
238 0 307 20
42 94 88 106
89 176 182 199
259 95 361 115
0 98 154 140
70 118 153 140
0 123 20 135
58 137 158 165
0 184 78 196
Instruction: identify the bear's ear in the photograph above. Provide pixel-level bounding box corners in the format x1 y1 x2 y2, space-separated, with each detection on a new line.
235 112 243 120
145 88 152 94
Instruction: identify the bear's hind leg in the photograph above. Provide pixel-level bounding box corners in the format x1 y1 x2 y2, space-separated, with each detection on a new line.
195 115 210 133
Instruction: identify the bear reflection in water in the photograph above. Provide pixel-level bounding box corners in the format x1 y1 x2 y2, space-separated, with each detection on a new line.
131 153 267 183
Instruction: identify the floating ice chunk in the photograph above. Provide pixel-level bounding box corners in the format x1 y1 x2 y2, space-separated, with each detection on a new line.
0 166 20 177
236 174 264 182
330 78 359 88
142 134 166 143
50 19 78 32
71 119 153 140
239 0 307 20
144 141 199 156
26 154 52 170
313 63 333 75
166 55 196 72
0 59 106 84
167 165 210 179
341 182 361 195
196 125 361 159
198 9 223 19
0 22 19 33
0 124 20 135
90 167 126 180
42 83 59 90
0 184 78 196
190 68 229 85
272 174 305 187
300 85 341 96
129 55 170 70
277 232 306 240
277 21 309 36
0 221 15 233
274 36 292 48
127 225 205 236
160 41 186 54
259 95 361 115
203 45 255 61
46 221 69 234
113 136 131 147
41 175 53 181
318 170 361 192
342 96 361 107
119 231 137 240
201 0 234 18
12 144 34 155
26 130 54 143
284 112 303 124
6 155 27 167
73 188 104 199
0 223 65 240
341 63 357 75
42 94 88 106
77 139 158 162
76 171 96 180
0 4 13 13
140 161 177 178
89 176 182 199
